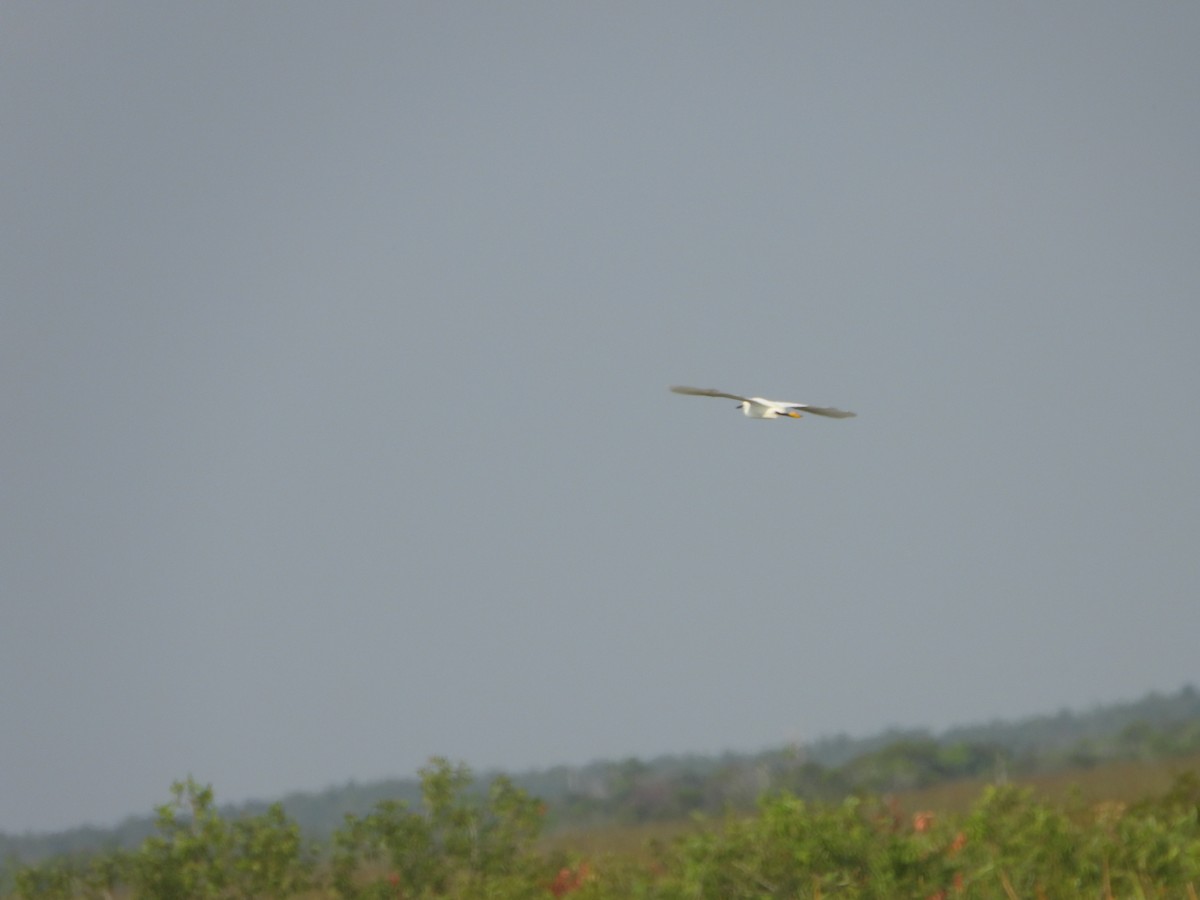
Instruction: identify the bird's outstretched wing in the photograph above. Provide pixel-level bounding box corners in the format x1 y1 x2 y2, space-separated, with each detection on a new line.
786 404 856 419
670 385 750 402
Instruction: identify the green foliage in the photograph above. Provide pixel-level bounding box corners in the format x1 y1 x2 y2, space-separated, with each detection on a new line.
841 739 999 793
128 778 315 899
654 794 964 899
330 757 546 899
961 785 1091 895
8 685 1200 865
13 778 315 900
11 857 118 900
10 762 1200 899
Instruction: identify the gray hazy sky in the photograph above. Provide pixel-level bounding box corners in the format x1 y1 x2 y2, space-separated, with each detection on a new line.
3 3 1198 834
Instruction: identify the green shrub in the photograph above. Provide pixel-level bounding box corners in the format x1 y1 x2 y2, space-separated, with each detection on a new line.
331 757 546 899
10 764 1200 899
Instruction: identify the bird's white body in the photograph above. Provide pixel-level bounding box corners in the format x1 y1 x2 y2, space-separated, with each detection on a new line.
740 397 804 418
670 385 855 420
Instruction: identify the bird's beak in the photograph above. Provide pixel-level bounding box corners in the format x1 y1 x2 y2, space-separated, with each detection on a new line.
787 411 802 418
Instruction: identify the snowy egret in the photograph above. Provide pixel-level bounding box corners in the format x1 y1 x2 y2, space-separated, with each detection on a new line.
670 385 856 420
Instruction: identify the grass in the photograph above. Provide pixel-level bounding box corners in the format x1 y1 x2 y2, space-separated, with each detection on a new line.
539 818 701 863
535 750 1200 865
9 753 1200 898
891 749 1200 815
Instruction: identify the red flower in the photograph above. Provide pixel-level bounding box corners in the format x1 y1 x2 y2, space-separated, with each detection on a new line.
549 862 592 897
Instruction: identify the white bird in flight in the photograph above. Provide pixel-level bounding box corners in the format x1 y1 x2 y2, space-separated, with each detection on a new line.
670 385 856 420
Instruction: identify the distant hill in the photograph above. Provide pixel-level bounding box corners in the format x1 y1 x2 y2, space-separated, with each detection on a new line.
4 684 1198 866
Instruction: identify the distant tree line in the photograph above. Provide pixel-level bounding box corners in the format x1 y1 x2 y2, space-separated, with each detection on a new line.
4 685 1198 866
7 758 1200 899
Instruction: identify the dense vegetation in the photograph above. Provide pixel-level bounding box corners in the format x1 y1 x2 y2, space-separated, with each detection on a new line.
6 686 1200 897
8 685 1198 868
7 758 1200 898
